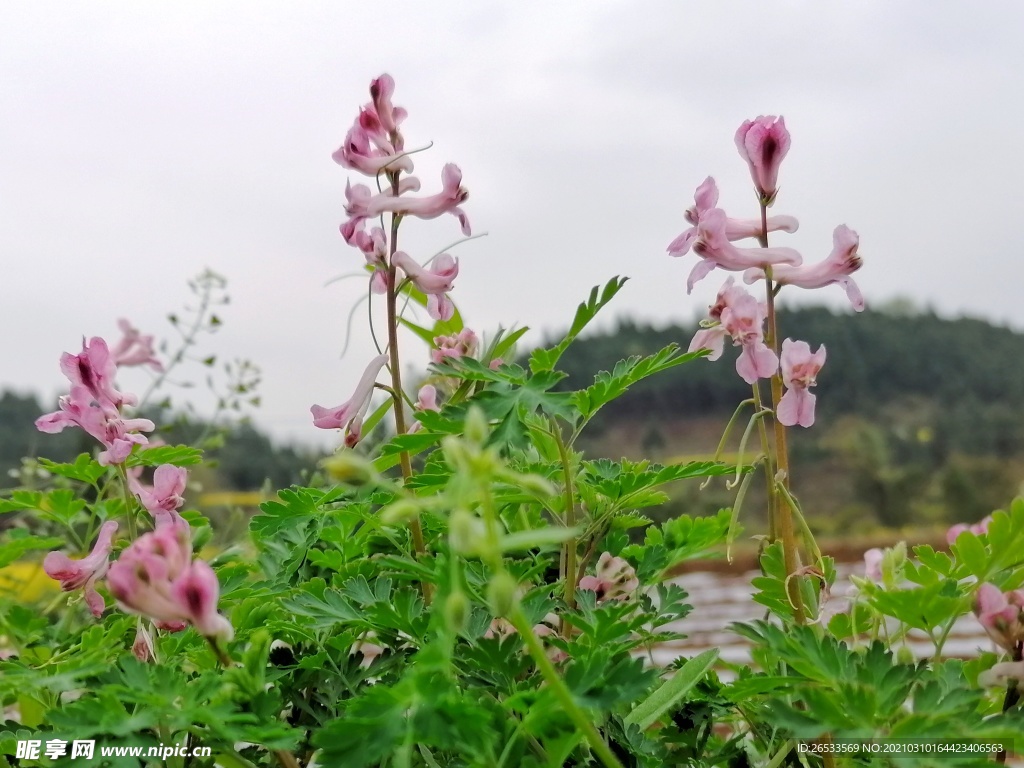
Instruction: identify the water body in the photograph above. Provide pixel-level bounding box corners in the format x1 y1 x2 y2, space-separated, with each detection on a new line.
650 564 996 669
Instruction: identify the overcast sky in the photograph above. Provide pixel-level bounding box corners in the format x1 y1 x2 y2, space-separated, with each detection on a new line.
4 1 1024 449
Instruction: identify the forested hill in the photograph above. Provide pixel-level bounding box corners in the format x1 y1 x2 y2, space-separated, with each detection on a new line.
549 303 1024 530
553 304 1024 454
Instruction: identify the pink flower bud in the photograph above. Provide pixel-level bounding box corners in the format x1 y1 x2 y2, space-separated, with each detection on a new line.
735 115 791 202
132 625 156 663
431 329 479 366
43 520 118 617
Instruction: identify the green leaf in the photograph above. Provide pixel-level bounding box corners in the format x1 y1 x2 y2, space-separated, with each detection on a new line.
124 444 203 468
0 532 64 568
529 276 628 372
489 325 530 363
624 648 719 729
282 580 362 629
38 454 107 484
572 344 703 421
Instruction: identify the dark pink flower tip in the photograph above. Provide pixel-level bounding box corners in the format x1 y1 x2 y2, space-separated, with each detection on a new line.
735 115 791 201
171 560 233 642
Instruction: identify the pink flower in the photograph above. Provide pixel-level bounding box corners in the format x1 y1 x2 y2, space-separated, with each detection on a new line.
311 354 389 446
946 515 992 545
688 280 778 383
43 520 118 617
416 385 439 412
130 465 188 529
109 319 163 371
722 294 778 384
341 165 470 241
735 115 791 202
745 225 864 311
36 386 154 465
60 337 134 413
352 227 390 294
973 583 1024 653
687 208 802 292
409 385 440 434
578 553 639 602
392 252 459 320
431 329 479 365
369 74 407 138
777 339 826 428
862 548 884 582
107 526 233 642
686 278 748 360
333 121 413 178
668 177 799 256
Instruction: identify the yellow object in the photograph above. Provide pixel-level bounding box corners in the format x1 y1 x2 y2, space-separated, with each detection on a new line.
0 562 57 601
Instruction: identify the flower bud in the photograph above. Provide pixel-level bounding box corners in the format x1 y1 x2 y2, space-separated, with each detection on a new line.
379 498 422 526
487 571 518 617
444 591 470 634
895 645 915 666
449 508 486 555
464 405 489 445
321 450 381 486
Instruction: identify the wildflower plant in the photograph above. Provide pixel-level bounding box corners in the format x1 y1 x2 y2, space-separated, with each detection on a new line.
1 75 1023 768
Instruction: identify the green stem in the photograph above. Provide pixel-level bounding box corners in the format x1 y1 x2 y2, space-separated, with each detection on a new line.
383 171 430 604
759 203 805 624
507 605 624 768
552 420 578 638
997 642 1023 764
116 464 138 540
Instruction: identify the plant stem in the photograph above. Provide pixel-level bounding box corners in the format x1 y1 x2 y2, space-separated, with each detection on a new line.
758 202 805 624
552 421 578 639
384 172 429 603
997 642 1023 764
507 605 624 768
116 464 138 540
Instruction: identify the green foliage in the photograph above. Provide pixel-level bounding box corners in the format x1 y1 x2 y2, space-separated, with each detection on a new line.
5 275 1024 768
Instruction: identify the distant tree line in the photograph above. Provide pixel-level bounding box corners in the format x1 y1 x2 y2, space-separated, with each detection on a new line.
0 391 318 491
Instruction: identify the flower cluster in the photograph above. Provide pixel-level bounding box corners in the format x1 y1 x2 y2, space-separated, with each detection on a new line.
313 73 474 442
37 324 232 648
108 525 233 643
671 116 863 428
35 334 157 465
